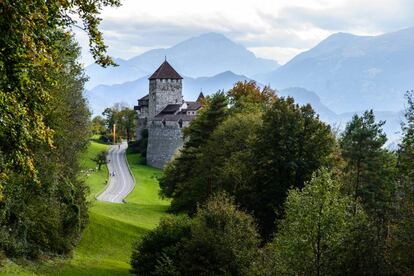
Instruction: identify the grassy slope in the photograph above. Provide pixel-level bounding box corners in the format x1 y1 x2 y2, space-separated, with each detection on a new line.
0 141 168 275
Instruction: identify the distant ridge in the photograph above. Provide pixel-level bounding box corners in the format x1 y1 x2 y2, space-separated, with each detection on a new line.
85 32 279 89
256 27 414 113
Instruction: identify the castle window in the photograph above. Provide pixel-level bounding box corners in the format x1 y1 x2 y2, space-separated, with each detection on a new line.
178 118 183 128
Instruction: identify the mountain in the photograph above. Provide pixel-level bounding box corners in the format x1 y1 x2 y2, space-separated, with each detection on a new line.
277 87 403 145
85 71 253 115
257 27 414 113
279 87 338 122
85 33 279 89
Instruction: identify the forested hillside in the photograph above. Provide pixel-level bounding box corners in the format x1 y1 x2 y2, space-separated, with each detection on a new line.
0 0 119 260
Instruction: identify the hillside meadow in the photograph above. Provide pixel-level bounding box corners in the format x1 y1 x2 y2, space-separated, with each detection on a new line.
0 140 169 275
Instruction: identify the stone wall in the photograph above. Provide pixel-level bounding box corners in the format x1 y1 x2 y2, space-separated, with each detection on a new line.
146 121 184 168
136 118 147 141
149 79 183 120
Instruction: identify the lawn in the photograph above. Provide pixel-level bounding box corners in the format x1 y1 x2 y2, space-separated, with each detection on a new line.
0 140 169 275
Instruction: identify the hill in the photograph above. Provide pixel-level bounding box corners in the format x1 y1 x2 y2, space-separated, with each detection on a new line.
278 87 403 144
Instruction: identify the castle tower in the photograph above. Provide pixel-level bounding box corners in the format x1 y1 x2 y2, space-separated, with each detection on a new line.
148 60 183 120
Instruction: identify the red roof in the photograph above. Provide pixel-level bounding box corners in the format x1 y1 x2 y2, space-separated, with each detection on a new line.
149 61 183 80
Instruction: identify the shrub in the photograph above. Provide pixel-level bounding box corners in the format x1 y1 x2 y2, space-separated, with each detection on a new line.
130 193 260 275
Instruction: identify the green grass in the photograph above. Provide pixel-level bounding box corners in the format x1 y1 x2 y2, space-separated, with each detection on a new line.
0 141 169 275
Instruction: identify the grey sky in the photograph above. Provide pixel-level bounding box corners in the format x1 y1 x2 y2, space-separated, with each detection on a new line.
74 0 414 66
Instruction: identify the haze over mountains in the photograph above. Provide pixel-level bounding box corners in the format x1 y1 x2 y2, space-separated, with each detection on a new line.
86 27 414 143
257 27 414 113
85 33 279 89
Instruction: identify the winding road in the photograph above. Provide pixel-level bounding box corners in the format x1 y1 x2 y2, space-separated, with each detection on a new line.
97 141 135 203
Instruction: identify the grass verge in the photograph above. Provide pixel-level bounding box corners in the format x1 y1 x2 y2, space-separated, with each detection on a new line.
0 140 169 275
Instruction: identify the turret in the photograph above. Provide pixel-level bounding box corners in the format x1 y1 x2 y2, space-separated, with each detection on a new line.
148 60 183 120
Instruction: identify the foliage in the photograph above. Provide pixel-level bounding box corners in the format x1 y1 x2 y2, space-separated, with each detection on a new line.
227 80 276 110
340 110 394 213
130 193 260 275
130 215 192 275
398 91 414 177
247 97 336 239
160 86 336 241
135 128 149 160
339 110 396 274
92 150 108 170
272 169 365 275
0 0 120 190
0 33 90 257
389 90 414 274
159 92 228 212
91 116 106 135
102 104 137 141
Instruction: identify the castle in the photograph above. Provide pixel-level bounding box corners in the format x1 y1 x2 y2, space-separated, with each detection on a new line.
134 60 204 168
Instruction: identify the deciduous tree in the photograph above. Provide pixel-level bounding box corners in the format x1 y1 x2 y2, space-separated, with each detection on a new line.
272 169 365 276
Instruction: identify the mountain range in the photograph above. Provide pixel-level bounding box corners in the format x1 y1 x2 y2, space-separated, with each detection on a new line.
257 27 414 113
85 33 279 89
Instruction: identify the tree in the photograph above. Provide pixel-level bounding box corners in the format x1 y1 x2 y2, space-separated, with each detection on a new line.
101 104 136 141
0 32 90 257
119 108 137 141
340 110 394 212
178 193 259 275
0 0 120 189
389 90 414 274
130 193 260 275
92 151 107 170
91 116 106 135
339 110 396 274
159 92 228 213
227 80 276 110
249 98 336 239
272 169 365 276
130 215 192 275
160 91 336 241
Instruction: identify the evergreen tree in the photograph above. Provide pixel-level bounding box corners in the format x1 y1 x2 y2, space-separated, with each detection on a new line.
339 110 396 274
159 92 228 213
389 90 414 274
398 90 414 178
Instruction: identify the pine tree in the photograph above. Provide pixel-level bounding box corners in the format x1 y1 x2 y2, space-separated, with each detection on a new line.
340 110 396 274
389 90 414 274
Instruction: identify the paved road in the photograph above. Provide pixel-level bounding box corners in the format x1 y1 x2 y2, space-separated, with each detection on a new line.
97 141 135 203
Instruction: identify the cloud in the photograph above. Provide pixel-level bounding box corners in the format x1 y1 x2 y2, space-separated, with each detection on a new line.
261 0 414 33
76 0 414 66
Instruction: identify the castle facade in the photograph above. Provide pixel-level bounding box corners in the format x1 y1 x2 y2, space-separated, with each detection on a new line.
134 61 203 168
